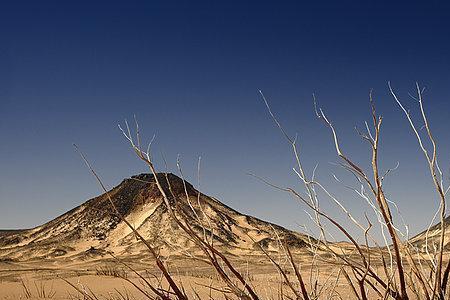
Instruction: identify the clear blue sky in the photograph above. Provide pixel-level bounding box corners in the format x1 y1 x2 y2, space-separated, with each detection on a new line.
1 1 450 243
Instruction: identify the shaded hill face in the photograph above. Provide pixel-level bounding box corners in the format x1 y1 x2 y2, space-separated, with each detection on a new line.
0 173 309 261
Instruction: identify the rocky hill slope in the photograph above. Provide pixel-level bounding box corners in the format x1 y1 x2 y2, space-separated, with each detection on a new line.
0 173 310 261
409 216 450 251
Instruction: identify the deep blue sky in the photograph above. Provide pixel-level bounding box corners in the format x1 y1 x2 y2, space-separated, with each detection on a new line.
1 1 450 242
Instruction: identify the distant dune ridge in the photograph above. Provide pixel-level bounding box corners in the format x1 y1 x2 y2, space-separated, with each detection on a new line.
0 173 310 261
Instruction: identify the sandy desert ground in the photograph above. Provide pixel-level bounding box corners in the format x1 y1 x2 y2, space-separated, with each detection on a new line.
0 253 364 299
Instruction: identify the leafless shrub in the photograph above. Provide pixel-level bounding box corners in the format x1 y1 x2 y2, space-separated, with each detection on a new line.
20 278 56 299
255 83 449 299
71 83 448 299
96 266 128 279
